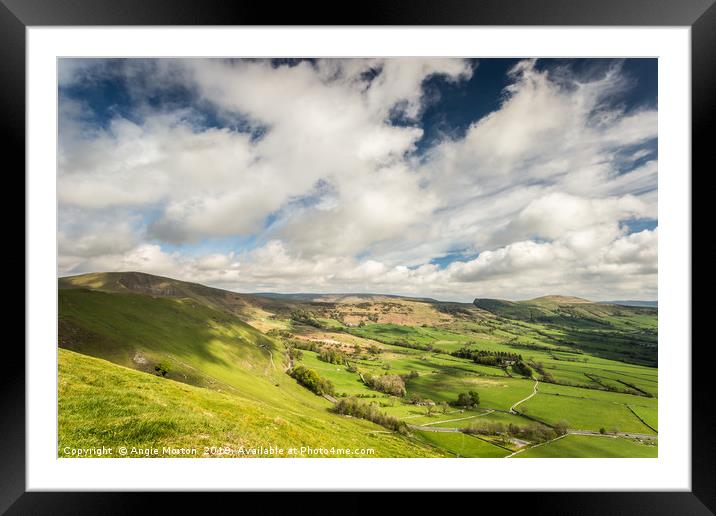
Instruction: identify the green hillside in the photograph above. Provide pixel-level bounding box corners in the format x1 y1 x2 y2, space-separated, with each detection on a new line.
59 271 267 319
473 295 657 365
59 287 279 392
59 349 440 457
58 286 444 457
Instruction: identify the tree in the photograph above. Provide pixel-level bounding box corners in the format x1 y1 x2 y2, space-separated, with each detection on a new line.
457 392 470 408
289 365 335 396
457 391 480 408
554 420 569 436
424 399 436 416
364 374 406 397
319 348 346 365
290 309 322 328
154 361 171 377
440 401 450 414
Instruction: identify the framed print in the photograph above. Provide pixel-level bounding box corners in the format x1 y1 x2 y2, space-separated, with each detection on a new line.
5 0 711 512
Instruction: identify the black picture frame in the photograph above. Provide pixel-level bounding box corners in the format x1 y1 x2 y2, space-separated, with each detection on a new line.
4 0 710 513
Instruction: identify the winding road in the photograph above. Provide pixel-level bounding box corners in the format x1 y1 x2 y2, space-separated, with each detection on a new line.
419 409 495 427
509 379 539 414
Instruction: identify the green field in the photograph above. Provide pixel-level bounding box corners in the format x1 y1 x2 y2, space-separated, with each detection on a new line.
414 430 510 458
297 350 376 397
407 373 537 411
58 272 657 458
514 434 658 458
629 405 658 431
518 392 655 434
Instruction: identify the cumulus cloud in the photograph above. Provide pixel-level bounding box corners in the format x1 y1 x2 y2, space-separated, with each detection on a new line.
58 58 657 301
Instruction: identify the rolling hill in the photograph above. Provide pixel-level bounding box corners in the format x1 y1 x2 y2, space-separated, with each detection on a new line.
472 294 657 365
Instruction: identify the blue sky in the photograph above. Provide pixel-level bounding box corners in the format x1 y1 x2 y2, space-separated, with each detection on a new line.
58 58 658 301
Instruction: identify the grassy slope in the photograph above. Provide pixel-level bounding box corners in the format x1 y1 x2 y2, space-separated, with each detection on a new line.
59 349 442 457
58 288 443 457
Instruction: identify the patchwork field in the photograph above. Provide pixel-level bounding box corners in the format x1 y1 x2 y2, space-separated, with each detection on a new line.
58 272 658 458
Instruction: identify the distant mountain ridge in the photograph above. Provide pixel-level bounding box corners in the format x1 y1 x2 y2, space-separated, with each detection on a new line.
255 292 440 303
473 294 657 323
60 271 640 308
600 300 658 308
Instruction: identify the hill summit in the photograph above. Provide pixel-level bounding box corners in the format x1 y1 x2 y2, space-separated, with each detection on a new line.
528 295 592 304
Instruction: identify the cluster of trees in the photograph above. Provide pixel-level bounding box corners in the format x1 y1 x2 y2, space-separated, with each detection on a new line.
284 339 320 353
289 365 335 396
267 329 294 339
421 399 450 415
287 347 303 361
331 397 407 434
391 340 433 352
290 309 323 328
451 347 521 366
463 420 568 442
462 420 507 436
318 348 347 365
406 394 426 405
455 391 480 408
363 373 406 397
528 360 555 382
512 360 533 378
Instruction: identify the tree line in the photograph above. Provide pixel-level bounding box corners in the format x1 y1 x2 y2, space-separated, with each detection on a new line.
331 397 408 434
463 419 568 443
451 347 522 366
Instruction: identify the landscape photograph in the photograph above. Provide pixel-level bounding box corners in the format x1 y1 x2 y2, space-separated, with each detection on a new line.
57 57 658 458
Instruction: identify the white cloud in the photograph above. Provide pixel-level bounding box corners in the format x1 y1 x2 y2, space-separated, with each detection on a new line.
58 58 658 301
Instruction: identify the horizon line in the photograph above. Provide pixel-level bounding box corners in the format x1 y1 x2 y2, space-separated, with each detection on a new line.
57 270 658 306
